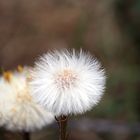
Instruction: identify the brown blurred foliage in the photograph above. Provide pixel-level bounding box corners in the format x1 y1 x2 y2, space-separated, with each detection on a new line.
0 0 140 140
0 0 123 69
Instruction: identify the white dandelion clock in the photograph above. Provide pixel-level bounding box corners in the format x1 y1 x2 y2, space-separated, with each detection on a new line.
31 49 106 116
0 68 54 132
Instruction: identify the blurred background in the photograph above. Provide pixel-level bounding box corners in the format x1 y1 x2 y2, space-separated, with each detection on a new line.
0 0 140 139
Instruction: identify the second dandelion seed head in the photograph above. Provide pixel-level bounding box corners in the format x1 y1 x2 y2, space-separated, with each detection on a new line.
0 67 54 132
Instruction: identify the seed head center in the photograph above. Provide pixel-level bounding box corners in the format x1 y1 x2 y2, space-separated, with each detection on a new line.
55 69 77 90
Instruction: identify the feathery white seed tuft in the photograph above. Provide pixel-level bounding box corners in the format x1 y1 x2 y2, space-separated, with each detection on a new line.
0 67 54 132
31 49 106 116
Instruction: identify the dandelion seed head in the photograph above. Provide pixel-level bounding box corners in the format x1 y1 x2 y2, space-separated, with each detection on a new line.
31 49 106 116
0 67 54 132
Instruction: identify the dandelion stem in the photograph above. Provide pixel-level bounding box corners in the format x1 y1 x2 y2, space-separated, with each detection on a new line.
56 115 68 140
23 131 30 140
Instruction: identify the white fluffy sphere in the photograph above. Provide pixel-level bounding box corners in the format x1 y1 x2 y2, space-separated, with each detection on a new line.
0 68 54 132
31 49 106 116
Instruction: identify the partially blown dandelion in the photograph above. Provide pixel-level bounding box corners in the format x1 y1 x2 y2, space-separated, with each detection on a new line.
0 67 54 133
31 50 106 116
